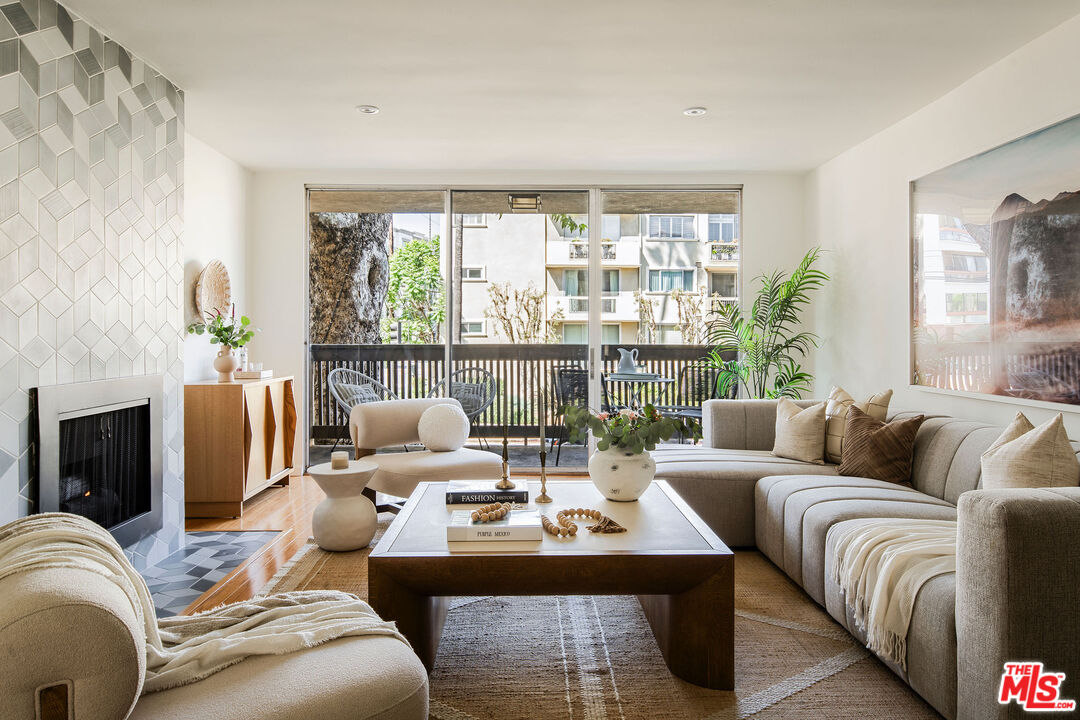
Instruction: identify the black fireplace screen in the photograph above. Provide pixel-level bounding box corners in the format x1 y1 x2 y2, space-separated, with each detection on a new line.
58 403 151 531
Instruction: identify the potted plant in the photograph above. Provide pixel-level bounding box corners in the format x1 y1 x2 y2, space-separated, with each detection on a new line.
704 247 828 399
563 404 700 501
187 306 257 382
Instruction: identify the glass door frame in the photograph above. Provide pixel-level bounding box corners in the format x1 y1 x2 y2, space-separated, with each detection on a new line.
303 184 743 470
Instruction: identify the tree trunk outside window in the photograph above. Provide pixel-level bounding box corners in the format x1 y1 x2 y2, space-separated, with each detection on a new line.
309 212 391 344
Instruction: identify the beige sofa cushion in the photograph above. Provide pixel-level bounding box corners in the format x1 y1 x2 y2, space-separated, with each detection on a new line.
825 386 893 463
772 398 826 464
653 446 838 547
367 447 503 499
980 412 1080 489
130 635 429 720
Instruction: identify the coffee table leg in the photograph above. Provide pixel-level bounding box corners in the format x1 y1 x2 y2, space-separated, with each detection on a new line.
637 562 734 690
368 562 448 671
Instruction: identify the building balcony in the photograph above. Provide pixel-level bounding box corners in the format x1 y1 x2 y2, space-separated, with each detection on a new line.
550 291 639 321
546 239 639 267
705 242 740 267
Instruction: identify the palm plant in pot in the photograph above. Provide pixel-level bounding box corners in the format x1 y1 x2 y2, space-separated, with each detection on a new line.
187 305 257 382
563 404 700 501
704 247 828 398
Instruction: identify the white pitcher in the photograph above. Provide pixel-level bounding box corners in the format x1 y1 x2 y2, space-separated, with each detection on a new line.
617 347 638 374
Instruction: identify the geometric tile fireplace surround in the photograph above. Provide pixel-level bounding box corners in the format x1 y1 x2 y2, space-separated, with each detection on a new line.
0 0 185 570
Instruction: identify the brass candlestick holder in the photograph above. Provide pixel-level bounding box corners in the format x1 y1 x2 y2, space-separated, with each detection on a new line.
495 431 515 490
536 447 552 503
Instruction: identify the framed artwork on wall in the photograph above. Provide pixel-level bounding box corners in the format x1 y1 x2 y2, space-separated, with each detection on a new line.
911 113 1080 405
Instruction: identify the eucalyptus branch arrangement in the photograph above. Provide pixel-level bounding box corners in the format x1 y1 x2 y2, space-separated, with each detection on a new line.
704 247 828 399
563 404 700 454
187 305 257 349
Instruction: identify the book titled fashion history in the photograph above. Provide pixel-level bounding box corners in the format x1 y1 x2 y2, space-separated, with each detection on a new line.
445 480 529 505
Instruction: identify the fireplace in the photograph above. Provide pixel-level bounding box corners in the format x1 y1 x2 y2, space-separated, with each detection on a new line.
32 375 164 548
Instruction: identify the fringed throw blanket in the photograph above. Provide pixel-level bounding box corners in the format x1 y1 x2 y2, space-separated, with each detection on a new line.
0 513 408 694
828 518 957 673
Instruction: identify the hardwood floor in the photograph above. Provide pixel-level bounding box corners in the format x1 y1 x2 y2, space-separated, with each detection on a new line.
182 471 577 614
182 475 324 614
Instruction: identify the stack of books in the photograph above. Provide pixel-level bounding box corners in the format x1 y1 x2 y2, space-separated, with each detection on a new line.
445 480 528 505
445 510 543 542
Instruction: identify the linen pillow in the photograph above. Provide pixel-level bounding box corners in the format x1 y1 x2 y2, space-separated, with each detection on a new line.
417 403 470 451
980 412 1080 489
772 398 826 464
838 406 925 484
824 385 893 463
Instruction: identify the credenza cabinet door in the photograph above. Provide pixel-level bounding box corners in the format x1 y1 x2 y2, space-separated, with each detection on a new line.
185 377 296 518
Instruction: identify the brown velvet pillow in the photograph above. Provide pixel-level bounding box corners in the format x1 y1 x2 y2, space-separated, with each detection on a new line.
838 406 925 484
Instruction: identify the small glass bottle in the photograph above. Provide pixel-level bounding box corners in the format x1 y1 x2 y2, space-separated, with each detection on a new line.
238 347 249 372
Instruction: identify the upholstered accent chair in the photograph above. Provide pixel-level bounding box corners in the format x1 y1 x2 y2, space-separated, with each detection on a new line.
0 555 428 720
350 397 503 504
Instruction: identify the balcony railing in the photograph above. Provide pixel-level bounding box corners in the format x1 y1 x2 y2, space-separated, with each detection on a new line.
709 242 739 262
564 296 616 313
568 241 617 260
310 343 724 442
914 340 1080 402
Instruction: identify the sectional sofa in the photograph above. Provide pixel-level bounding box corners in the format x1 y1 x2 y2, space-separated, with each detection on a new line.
653 398 1080 720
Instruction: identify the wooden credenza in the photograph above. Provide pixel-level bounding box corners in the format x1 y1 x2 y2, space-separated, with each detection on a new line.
184 376 297 517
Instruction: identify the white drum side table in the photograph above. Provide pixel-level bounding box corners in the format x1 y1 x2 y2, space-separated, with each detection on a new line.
309 460 378 551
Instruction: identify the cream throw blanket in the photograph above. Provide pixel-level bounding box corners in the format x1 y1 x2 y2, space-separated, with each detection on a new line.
828 518 957 673
0 513 408 693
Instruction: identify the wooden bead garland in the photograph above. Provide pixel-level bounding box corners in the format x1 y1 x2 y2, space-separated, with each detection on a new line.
471 502 511 523
542 508 605 538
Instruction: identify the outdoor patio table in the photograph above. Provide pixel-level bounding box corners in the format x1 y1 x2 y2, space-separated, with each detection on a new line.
604 373 675 409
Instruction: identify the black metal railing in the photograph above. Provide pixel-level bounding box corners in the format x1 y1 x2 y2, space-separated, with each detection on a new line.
310 343 726 442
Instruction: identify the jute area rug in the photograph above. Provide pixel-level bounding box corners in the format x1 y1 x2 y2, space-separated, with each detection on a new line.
261 513 941 720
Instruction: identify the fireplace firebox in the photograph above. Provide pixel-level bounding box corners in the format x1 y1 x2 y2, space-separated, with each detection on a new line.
32 376 164 548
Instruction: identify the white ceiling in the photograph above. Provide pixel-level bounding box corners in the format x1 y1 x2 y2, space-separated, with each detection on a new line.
66 0 1080 172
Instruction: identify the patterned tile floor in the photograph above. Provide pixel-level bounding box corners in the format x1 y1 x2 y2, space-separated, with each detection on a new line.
141 531 281 618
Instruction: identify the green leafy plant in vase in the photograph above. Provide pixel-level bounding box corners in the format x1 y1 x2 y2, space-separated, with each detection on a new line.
187 305 258 382
563 404 700 501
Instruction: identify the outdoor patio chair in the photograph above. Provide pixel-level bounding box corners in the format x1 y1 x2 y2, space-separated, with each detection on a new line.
550 366 618 465
427 367 497 448
328 368 399 450
655 364 724 440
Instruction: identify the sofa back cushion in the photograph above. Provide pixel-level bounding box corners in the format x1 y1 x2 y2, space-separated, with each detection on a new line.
891 411 1080 504
703 398 822 452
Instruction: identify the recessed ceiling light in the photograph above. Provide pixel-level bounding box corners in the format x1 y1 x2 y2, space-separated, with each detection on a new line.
683 107 707 117
355 104 380 115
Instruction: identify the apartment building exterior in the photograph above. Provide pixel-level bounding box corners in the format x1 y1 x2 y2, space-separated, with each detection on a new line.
456 210 740 344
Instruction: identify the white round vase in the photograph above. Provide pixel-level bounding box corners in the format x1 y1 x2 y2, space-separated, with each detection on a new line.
213 348 239 382
588 446 655 501
309 460 378 551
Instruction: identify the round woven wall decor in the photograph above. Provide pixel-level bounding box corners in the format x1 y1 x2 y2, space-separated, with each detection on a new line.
194 259 232 317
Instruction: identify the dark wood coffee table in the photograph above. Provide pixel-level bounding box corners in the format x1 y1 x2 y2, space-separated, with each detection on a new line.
368 480 734 689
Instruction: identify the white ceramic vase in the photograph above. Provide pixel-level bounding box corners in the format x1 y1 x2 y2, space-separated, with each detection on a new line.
588 446 655 501
213 347 239 382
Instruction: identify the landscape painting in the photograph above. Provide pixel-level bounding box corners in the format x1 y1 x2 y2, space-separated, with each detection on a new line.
911 113 1080 405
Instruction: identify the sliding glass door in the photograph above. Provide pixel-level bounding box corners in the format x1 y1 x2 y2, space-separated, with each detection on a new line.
305 186 742 474
448 190 593 470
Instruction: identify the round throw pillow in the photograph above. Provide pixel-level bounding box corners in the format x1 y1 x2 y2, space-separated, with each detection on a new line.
418 403 470 451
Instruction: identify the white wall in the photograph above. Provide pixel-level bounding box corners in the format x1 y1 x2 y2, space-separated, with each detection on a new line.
248 171 808 467
183 134 253 382
806 14 1080 433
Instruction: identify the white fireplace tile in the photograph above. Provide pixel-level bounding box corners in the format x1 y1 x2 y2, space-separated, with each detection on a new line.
0 429 15 465
4 3 183 560
0 386 27 421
